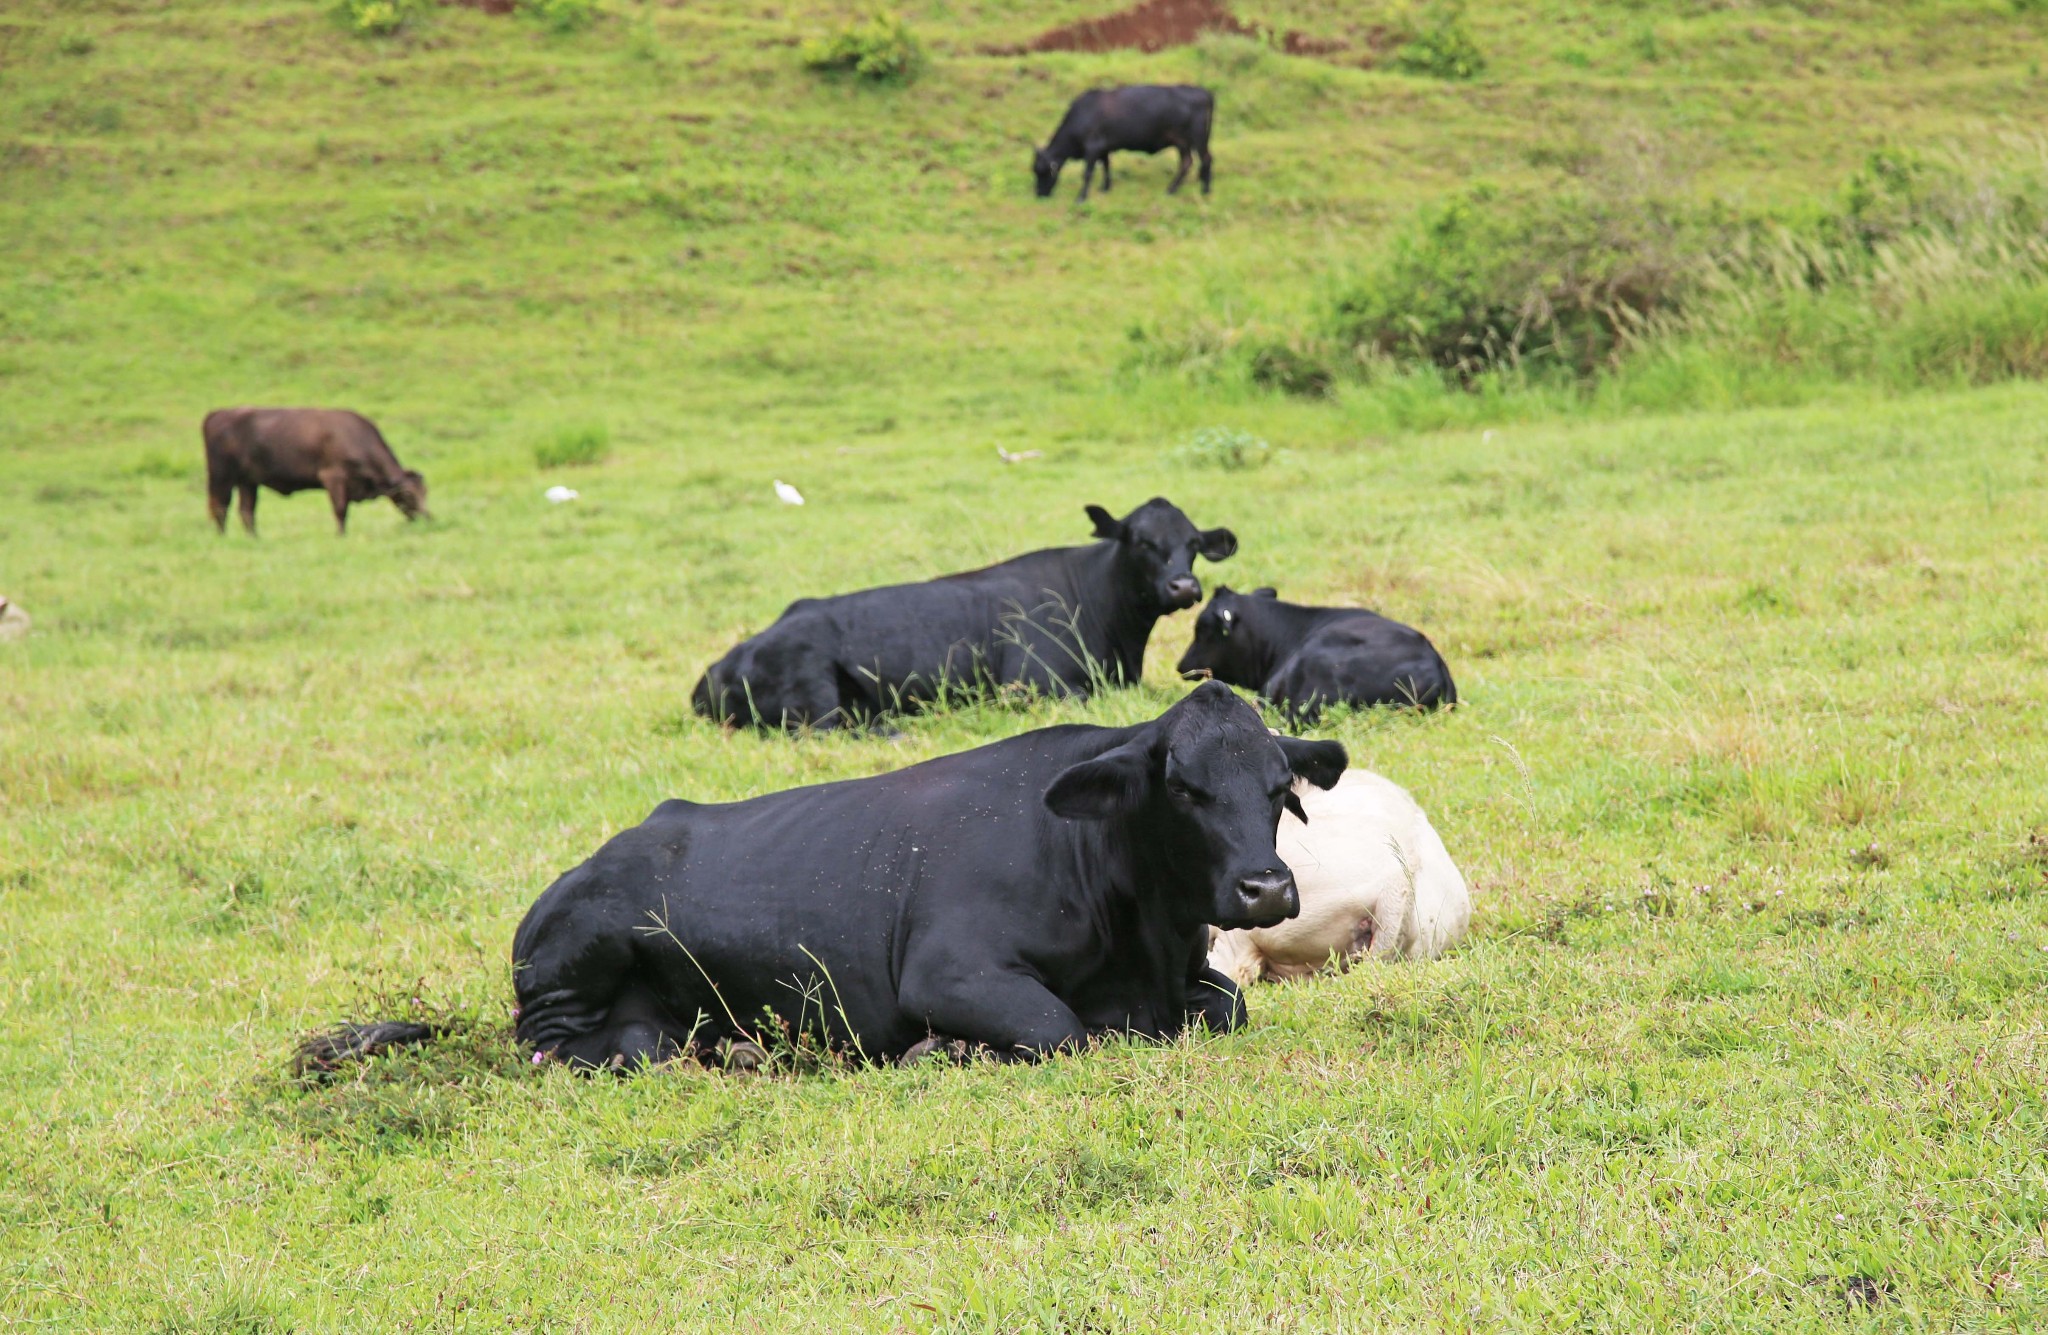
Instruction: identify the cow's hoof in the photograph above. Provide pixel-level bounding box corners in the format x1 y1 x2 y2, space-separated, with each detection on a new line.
721 1039 768 1073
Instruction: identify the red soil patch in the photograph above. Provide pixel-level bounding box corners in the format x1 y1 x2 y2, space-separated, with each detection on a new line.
988 0 1347 58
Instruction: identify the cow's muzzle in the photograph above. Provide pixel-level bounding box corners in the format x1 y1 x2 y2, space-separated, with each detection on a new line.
1233 869 1299 927
1163 576 1201 610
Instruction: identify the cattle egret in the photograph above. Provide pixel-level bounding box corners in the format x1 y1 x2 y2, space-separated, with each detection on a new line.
774 480 805 506
996 446 1043 464
545 485 579 503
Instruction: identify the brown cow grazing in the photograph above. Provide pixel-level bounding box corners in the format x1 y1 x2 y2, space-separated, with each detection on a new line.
201 407 428 536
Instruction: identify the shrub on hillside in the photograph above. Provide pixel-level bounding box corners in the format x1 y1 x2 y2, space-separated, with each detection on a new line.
801 10 923 85
517 0 598 33
1249 340 1336 398
1391 3 1486 81
335 0 429 37
535 424 610 469
1330 183 1702 379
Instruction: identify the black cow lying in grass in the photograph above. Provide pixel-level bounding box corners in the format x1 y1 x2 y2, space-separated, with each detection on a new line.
692 498 1237 732
302 682 1346 1072
202 407 428 536
1176 587 1457 723
1033 84 1215 202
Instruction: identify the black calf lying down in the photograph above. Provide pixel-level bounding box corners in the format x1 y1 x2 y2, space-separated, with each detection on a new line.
304 683 1344 1071
693 498 1236 731
1177 587 1457 723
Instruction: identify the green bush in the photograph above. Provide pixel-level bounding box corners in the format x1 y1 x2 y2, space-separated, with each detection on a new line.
1176 427 1273 471
535 424 610 469
801 10 923 85
1391 3 1487 81
516 0 598 32
335 0 429 37
1330 183 1701 379
1249 341 1336 398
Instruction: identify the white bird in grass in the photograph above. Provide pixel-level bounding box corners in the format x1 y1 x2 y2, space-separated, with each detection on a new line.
996 446 1043 464
545 485 579 503
774 479 805 506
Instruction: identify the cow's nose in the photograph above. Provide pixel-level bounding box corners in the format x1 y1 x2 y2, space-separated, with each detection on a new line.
1237 869 1299 922
1165 576 1201 607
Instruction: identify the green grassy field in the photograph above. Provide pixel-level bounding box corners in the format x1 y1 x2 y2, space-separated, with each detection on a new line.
5 1 2048 1329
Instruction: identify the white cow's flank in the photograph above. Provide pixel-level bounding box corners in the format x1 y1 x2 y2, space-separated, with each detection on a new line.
1209 769 1470 987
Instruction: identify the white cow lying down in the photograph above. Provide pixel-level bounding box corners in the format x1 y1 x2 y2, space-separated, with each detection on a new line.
1210 768 1470 987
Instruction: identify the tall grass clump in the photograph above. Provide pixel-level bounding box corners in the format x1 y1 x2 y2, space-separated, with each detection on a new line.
1149 136 2048 419
801 10 923 85
535 423 610 469
1649 144 2048 390
1175 426 1273 470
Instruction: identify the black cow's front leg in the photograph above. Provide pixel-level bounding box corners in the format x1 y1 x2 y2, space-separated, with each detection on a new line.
899 962 1090 1061
1186 965 1246 1034
1100 155 1112 192
1076 156 1098 202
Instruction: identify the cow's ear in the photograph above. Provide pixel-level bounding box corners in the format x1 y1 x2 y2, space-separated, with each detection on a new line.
1251 586 1278 598
1085 504 1123 540
1044 740 1152 820
1198 527 1238 561
1276 736 1346 791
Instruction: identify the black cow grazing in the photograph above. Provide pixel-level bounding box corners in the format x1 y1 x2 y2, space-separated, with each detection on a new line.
202 407 428 536
1033 84 1215 202
1176 587 1458 723
692 498 1237 732
298 682 1347 1074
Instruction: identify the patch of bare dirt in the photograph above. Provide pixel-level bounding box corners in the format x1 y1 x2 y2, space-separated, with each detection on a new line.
443 0 514 15
987 0 1348 58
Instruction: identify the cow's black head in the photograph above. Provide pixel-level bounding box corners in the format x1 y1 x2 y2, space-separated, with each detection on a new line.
1087 498 1236 614
1177 585 1279 687
1033 147 1061 197
1043 681 1347 930
391 469 429 521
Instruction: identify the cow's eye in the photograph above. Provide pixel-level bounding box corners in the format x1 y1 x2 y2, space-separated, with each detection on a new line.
1166 778 1206 804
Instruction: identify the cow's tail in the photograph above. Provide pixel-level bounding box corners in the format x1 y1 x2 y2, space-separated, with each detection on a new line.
293 1019 445 1078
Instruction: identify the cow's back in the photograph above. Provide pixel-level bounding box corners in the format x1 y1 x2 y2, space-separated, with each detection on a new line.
1277 609 1453 708
202 407 391 489
519 725 1124 1054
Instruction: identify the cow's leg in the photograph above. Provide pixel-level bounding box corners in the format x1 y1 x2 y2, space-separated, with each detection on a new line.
1100 155 1112 193
1198 147 1213 195
207 477 233 534
1076 156 1098 202
321 469 350 535
1185 966 1246 1034
898 959 1090 1061
236 485 259 536
1168 146 1192 194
